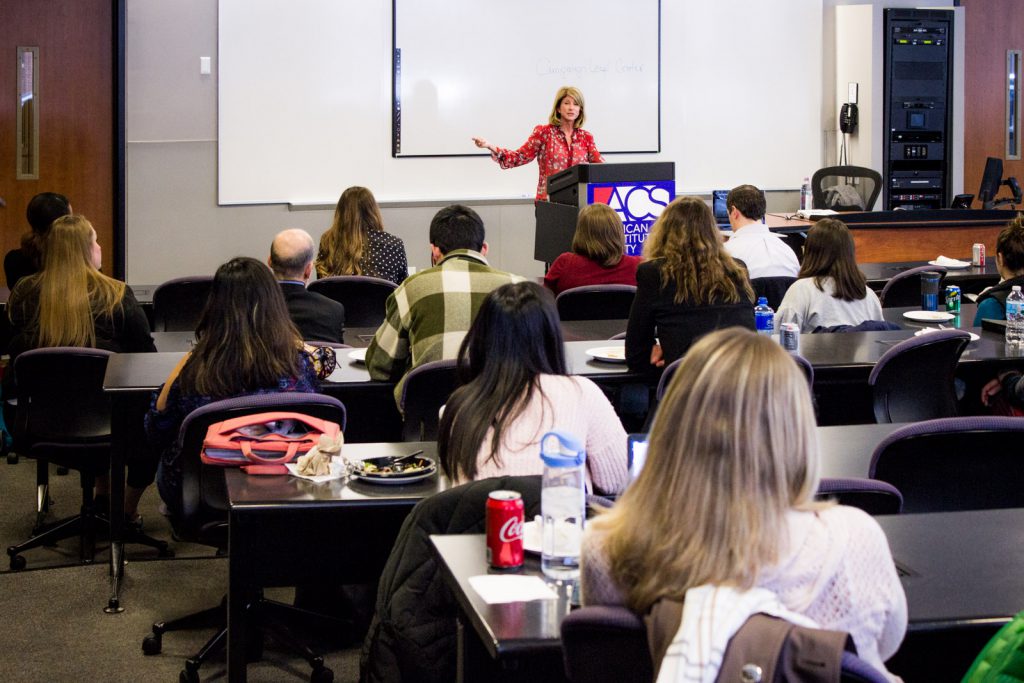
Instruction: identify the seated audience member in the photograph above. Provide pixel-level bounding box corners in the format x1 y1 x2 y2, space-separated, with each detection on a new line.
974 214 1024 325
269 228 346 343
543 203 640 295
723 184 799 278
365 204 525 402
625 196 755 373
582 328 907 681
776 218 883 333
437 282 628 494
7 214 156 522
145 257 336 519
316 186 409 286
5 191 72 289
981 370 1024 413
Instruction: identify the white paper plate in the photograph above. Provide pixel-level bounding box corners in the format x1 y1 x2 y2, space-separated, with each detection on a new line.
915 328 980 342
348 348 367 363
903 310 956 322
928 259 971 270
522 520 541 555
585 346 627 363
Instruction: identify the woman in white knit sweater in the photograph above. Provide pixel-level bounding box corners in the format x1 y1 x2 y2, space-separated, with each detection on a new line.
436 281 629 495
581 328 906 681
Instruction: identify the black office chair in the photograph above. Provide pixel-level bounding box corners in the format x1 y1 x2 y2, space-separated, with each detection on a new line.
878 265 947 308
751 276 796 310
867 328 970 423
398 359 459 441
308 275 397 328
142 392 346 683
152 276 214 331
869 417 1024 513
560 605 891 683
811 166 883 211
816 477 903 515
556 285 636 321
6 348 170 569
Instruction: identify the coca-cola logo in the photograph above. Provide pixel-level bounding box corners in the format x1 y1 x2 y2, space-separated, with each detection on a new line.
498 516 523 543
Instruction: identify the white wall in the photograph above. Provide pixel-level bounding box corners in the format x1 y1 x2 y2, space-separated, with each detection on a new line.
124 0 961 284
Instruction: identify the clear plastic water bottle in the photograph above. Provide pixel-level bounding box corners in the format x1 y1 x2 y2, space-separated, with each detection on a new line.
539 431 586 580
1006 285 1024 348
754 296 775 336
800 177 813 211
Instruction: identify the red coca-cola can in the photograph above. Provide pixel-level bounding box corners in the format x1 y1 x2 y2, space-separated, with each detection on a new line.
973 243 986 267
486 490 524 569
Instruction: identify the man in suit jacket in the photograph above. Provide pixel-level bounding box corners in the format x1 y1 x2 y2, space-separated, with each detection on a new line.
269 228 346 343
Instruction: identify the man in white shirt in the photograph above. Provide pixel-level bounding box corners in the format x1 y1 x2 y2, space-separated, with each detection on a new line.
723 184 800 279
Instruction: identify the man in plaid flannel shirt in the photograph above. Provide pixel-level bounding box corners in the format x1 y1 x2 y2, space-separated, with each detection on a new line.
365 204 525 402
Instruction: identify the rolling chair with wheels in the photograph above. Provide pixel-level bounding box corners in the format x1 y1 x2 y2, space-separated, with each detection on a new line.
141 392 346 683
555 284 636 321
6 348 170 569
811 166 883 212
151 276 214 332
867 328 970 423
878 265 947 308
308 275 397 328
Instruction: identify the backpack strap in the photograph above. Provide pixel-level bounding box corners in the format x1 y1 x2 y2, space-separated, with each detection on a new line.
644 598 684 681
718 614 852 683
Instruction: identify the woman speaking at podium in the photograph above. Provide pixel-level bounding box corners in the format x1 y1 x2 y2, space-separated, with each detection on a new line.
472 86 604 201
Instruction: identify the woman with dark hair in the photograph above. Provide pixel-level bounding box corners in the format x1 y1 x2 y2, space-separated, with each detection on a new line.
4 191 72 289
437 281 628 494
543 203 640 295
625 196 755 373
776 218 882 332
146 257 336 518
316 186 408 285
472 85 604 201
973 213 1024 325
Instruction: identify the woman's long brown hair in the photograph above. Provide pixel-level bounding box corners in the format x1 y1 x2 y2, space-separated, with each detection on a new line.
316 186 385 278
642 196 753 305
797 218 868 301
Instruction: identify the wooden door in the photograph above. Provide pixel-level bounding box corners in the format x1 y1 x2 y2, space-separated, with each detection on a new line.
962 0 1024 205
0 0 115 282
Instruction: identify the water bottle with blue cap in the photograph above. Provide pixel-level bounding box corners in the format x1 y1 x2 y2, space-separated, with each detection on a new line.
539 430 586 580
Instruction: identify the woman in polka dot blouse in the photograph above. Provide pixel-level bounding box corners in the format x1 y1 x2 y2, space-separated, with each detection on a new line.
316 186 410 286
472 86 604 201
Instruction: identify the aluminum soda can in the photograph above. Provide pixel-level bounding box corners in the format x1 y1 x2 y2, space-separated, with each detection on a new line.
945 285 961 313
779 322 800 354
486 490 524 569
972 243 986 267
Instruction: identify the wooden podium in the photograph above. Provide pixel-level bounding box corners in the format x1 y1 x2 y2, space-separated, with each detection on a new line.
534 162 676 264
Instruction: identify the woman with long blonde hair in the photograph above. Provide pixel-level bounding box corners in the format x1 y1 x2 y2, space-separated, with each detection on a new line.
7 214 156 520
624 196 754 372
582 328 906 680
315 186 409 285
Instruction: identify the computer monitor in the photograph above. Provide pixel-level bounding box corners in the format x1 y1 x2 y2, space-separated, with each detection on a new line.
978 157 1004 208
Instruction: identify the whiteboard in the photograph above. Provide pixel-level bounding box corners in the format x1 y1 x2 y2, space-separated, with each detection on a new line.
217 0 823 205
392 0 660 157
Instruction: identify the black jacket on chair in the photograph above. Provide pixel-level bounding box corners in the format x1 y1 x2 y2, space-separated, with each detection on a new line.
359 475 542 683
279 281 346 343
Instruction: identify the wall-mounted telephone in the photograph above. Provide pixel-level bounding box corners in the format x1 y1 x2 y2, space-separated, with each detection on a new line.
840 102 859 134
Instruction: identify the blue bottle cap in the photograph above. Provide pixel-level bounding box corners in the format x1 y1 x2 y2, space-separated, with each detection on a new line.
756 296 768 305
539 431 586 467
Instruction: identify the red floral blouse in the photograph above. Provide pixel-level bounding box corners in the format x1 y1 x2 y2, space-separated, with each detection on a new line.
493 124 604 200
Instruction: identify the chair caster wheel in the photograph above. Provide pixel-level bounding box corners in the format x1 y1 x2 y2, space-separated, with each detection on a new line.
310 666 334 683
157 544 174 558
5 452 17 465
179 668 199 683
141 633 162 655
56 465 69 476
8 551 25 571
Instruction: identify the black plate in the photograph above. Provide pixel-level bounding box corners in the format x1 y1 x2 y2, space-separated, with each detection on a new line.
353 455 436 478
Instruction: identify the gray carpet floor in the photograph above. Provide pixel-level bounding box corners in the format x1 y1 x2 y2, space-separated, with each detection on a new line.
0 558 362 682
0 458 363 682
